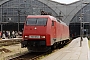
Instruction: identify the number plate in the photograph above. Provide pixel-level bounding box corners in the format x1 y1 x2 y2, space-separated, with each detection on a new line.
29 35 40 38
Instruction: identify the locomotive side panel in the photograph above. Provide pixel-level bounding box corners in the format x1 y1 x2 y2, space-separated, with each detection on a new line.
55 22 63 41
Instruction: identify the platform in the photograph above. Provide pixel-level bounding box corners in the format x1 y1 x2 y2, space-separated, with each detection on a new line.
41 37 90 60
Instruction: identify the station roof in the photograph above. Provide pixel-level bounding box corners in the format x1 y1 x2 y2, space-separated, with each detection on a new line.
0 0 80 6
0 0 9 5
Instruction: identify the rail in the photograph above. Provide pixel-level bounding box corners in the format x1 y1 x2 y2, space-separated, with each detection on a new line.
0 38 22 47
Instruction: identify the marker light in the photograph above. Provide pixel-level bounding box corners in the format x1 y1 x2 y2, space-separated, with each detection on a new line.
41 36 45 38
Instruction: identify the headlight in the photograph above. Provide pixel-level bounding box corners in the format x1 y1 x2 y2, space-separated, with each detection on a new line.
25 36 28 38
41 36 45 38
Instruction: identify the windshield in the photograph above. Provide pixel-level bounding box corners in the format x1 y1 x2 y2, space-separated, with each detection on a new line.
26 18 47 26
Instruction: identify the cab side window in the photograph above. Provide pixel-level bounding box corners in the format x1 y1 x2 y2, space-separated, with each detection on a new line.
52 21 54 26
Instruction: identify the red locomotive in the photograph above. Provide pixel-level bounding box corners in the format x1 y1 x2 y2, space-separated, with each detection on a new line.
21 15 70 52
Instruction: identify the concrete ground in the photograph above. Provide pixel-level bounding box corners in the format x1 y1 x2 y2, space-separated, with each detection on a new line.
41 37 90 60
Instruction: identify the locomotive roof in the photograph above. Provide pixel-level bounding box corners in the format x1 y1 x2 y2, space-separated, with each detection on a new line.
27 15 51 18
27 15 67 26
49 16 67 26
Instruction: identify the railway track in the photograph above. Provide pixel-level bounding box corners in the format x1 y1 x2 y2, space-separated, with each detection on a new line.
9 40 71 60
0 38 22 47
9 52 46 60
9 48 62 60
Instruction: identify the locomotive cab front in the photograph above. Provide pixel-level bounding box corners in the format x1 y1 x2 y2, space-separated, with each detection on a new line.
21 15 54 52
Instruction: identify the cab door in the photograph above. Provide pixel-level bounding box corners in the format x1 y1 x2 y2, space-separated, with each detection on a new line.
51 21 56 41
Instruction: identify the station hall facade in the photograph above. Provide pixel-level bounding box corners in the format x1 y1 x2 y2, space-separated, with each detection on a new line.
0 0 90 37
